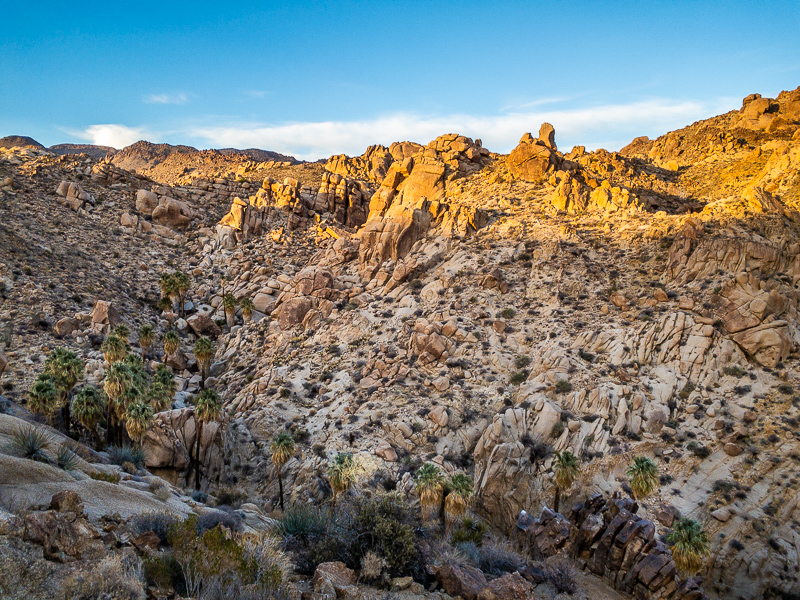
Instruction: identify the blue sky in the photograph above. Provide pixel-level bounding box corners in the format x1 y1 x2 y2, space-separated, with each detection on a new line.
1 1 798 159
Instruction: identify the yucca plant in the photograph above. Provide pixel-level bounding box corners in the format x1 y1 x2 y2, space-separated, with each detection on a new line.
270 431 295 510
444 473 473 533
193 388 222 490
627 456 659 500
102 334 128 364
415 463 445 525
240 297 255 325
8 424 52 463
552 450 579 514
193 337 215 389
668 518 709 573
56 444 80 471
163 330 180 356
223 293 237 329
138 324 155 358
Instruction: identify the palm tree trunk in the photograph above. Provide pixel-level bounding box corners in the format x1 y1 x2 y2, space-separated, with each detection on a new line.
62 398 71 434
195 420 203 490
277 466 284 510
554 485 561 514
106 402 114 447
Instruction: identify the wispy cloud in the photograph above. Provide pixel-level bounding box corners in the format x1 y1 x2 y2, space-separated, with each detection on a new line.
75 124 154 149
244 90 274 99
187 97 733 160
144 93 189 105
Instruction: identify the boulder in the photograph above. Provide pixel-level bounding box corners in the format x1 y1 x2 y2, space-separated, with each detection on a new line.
186 314 222 339
477 572 534 600
277 297 313 330
313 561 355 593
50 491 84 516
90 300 122 329
152 197 192 230
135 189 158 213
433 564 487 600
0 347 6 376
53 317 79 338
374 440 398 462
507 128 560 182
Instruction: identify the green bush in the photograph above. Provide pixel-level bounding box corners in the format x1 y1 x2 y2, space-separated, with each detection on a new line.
551 421 565 438
514 356 531 369
509 371 528 385
132 511 181 543
90 470 121 484
555 379 572 394
451 515 486 546
499 308 516 319
143 553 183 593
278 504 326 539
456 538 525 577
723 366 744 378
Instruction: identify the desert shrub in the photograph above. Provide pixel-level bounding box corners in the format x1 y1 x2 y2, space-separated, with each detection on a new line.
429 539 469 567
778 384 794 395
509 371 528 385
514 356 531 369
687 441 711 459
215 485 247 508
351 493 420 576
132 511 181 543
545 557 578 594
278 504 326 539
56 444 80 471
63 554 145 600
143 553 184 593
7 424 51 462
551 421 565 438
197 508 242 533
451 515 486 546
150 479 171 501
192 490 208 504
456 538 524 577
555 379 572 394
500 308 516 319
723 366 744 378
90 470 121 484
107 444 145 469
360 550 387 584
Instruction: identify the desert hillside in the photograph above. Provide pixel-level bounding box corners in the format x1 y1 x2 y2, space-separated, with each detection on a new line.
0 86 799 600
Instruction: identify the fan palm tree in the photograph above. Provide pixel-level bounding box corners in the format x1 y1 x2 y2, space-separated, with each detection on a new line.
193 389 222 490
125 400 154 445
44 348 84 432
28 374 58 418
444 473 473 534
146 381 172 412
173 271 191 318
327 452 359 519
102 334 128 364
153 364 178 394
71 386 105 445
163 330 180 356
270 431 295 510
627 456 659 500
240 297 255 325
415 463 445 524
138 325 155 358
223 293 237 329
113 324 131 341
157 295 173 315
193 337 215 389
668 518 709 573
159 272 177 305
552 450 579 514
103 362 132 445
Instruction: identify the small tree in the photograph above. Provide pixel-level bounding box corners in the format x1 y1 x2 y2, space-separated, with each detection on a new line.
223 293 237 330
138 324 155 358
193 389 222 490
552 450 579 514
668 518 709 573
444 473 473 534
163 330 180 356
415 463 445 525
44 348 84 433
270 431 295 511
240 297 255 325
193 337 215 389
627 456 659 500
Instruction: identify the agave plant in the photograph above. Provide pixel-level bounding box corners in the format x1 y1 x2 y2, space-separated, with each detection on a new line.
270 431 296 511
552 450 579 514
193 389 222 489
668 518 709 573
627 456 659 500
415 463 445 524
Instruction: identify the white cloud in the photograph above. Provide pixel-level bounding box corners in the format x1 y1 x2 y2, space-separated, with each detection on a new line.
79 124 153 149
245 90 274 99
144 93 189 105
187 97 733 160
